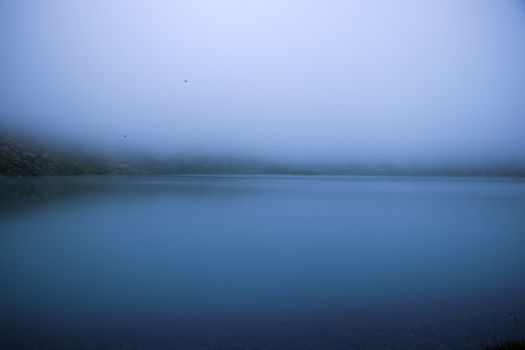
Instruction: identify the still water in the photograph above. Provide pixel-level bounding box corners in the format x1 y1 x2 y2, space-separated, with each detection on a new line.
1 175 524 349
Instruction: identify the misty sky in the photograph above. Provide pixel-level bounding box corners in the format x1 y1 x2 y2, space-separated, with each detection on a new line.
1 0 525 163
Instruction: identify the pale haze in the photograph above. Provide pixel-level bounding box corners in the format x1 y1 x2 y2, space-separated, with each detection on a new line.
1 0 525 164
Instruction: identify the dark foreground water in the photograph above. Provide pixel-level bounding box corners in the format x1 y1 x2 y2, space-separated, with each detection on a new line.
1 176 524 350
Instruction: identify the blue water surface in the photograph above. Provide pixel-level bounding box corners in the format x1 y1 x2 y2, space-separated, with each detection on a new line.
1 175 524 349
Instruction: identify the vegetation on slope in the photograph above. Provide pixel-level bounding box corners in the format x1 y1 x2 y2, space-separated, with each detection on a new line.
2 129 525 177
0 131 113 176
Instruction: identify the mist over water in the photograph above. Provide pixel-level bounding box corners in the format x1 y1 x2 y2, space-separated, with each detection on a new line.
2 3 525 348
1 0 525 165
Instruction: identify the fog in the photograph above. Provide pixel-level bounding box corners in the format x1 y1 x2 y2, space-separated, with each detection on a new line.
1 0 525 165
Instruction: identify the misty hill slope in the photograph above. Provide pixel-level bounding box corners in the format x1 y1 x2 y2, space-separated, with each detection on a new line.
0 130 282 176
0 130 113 176
1 130 525 177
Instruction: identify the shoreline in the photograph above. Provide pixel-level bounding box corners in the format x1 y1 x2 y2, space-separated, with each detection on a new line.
2 130 525 178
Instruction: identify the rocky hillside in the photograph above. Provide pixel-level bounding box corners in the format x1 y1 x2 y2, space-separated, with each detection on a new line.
0 130 276 176
0 131 113 176
2 129 524 177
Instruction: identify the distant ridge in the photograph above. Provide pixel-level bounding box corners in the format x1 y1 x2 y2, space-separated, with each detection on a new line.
1 129 524 177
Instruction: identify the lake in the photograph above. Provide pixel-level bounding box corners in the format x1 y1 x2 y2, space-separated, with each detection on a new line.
1 175 524 349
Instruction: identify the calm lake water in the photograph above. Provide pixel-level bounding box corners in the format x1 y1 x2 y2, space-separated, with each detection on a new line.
1 175 524 349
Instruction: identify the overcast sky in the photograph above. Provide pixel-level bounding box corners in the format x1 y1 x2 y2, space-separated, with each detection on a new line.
1 0 525 163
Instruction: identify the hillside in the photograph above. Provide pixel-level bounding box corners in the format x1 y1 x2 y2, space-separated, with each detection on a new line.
1 130 525 177
0 131 114 176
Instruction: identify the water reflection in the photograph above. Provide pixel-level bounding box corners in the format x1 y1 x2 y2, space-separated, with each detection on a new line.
1 176 524 349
